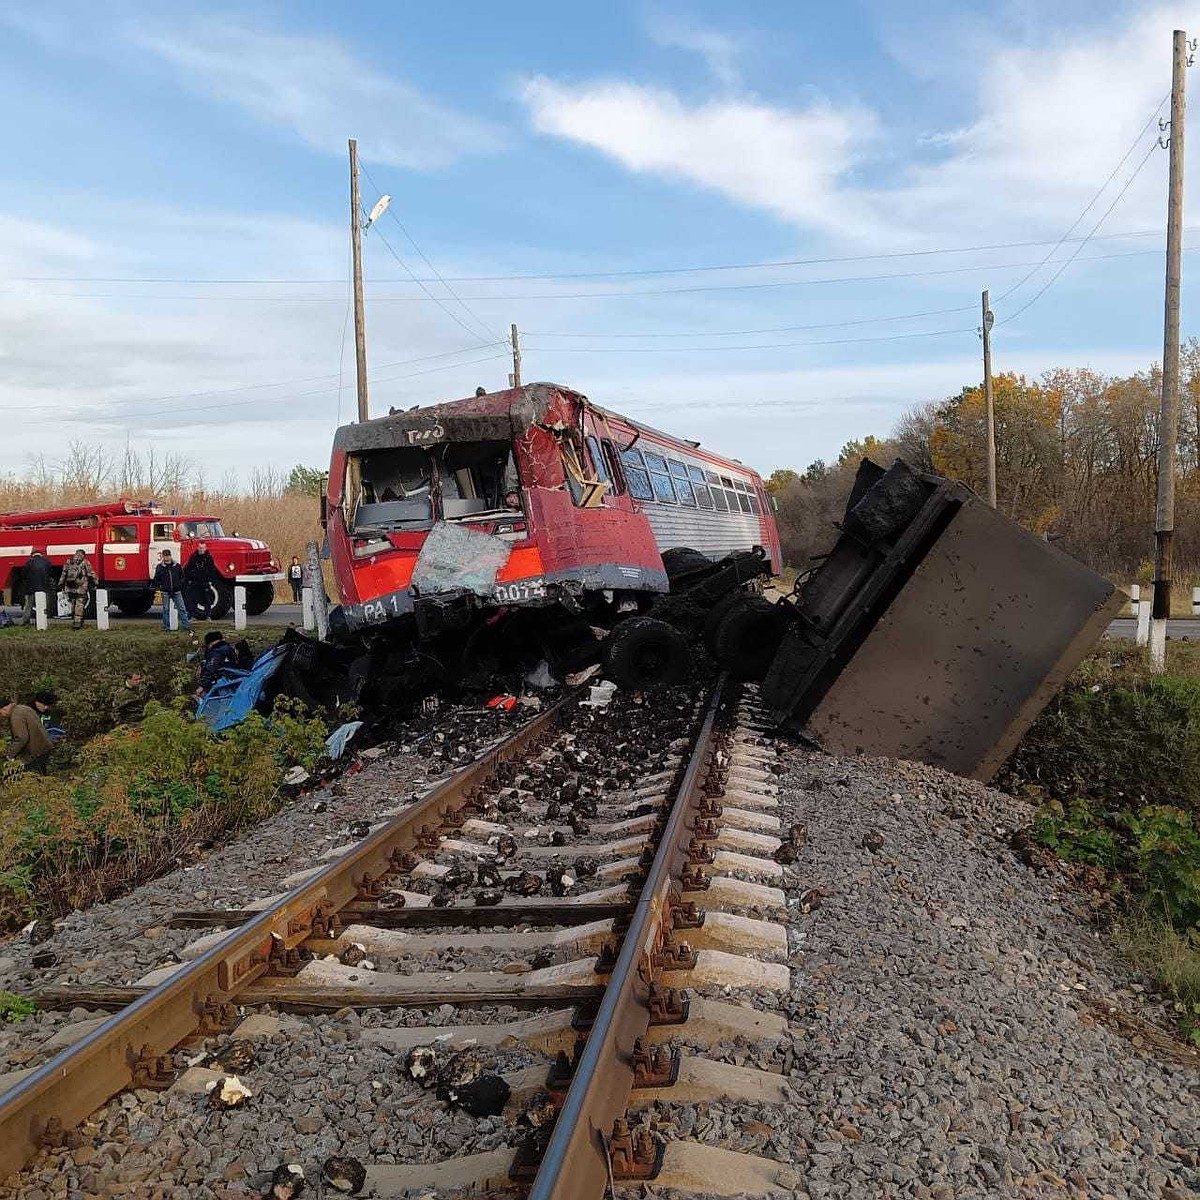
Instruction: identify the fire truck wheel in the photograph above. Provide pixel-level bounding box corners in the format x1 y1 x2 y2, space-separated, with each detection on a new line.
114 591 154 616
602 617 690 690
660 547 711 584
207 581 235 619
713 596 787 681
243 582 275 616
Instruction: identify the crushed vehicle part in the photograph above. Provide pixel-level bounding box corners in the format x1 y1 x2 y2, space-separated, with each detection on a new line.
755 458 1123 781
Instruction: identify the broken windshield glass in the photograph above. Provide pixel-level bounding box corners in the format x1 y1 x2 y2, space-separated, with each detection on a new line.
349 447 433 532
439 441 520 519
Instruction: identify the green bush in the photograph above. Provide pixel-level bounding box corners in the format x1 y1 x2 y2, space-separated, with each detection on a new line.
0 698 327 929
0 991 37 1023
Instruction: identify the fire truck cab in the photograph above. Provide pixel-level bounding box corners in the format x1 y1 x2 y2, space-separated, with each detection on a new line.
0 501 281 618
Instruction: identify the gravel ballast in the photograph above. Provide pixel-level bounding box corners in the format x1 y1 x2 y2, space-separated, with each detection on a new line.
769 741 1199 1200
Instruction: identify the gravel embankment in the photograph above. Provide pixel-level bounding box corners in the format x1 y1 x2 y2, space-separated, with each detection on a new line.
765 743 1200 1200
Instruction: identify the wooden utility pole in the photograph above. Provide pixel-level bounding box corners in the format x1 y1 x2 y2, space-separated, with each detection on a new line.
349 138 370 423
510 323 522 388
982 289 997 508
1151 29 1188 673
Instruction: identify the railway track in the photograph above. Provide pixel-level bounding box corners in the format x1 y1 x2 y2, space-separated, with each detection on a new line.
0 677 796 1199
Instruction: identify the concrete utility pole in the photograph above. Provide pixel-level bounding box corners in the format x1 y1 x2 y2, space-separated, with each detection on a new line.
982 289 997 508
510 323 522 388
1151 29 1188 673
349 138 370 423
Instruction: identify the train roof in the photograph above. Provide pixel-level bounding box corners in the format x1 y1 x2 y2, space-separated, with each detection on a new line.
333 382 755 476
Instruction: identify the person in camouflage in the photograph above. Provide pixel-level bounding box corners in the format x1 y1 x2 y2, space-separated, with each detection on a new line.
60 549 97 630
111 672 148 725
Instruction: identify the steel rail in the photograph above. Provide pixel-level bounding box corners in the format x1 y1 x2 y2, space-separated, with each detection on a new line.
526 677 727 1199
0 695 572 1183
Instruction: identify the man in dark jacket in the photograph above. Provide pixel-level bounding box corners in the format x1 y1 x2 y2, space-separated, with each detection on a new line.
184 541 218 620
18 551 51 625
197 630 237 695
152 549 192 632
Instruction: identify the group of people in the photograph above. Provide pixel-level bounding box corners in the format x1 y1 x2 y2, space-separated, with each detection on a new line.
15 543 228 632
2 627 244 773
18 549 96 630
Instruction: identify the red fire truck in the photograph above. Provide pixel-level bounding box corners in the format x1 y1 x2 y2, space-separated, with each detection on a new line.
321 382 781 689
0 501 282 618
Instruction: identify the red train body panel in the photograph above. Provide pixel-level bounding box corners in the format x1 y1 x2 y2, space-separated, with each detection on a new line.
325 382 780 634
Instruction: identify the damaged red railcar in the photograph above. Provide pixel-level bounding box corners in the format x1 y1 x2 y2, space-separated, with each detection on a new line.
322 382 780 685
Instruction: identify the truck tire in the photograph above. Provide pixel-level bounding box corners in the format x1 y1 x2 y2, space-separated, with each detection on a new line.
660 547 711 584
713 596 787 681
115 591 154 616
602 616 690 690
702 591 744 656
207 580 235 620
243 581 275 616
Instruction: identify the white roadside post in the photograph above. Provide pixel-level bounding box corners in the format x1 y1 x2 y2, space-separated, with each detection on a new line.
1192 585 1200 616
34 591 48 631
301 586 316 631
95 589 109 631
167 596 179 631
1136 593 1152 647
234 584 247 631
306 541 328 641
1127 583 1140 618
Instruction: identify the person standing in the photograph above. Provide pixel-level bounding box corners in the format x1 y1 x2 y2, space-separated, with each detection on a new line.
152 549 192 633
18 550 51 626
0 696 53 773
60 549 97 630
288 556 304 602
184 541 218 621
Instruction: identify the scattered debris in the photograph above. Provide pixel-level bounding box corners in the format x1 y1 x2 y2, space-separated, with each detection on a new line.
268 1162 305 1199
322 1156 366 1194
205 1074 252 1109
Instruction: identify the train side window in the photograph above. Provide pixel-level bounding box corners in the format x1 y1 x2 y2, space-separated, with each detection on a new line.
666 460 695 505
687 465 713 508
650 471 676 503
586 436 612 487
710 487 729 512
600 439 625 493
737 492 753 514
747 492 762 515
643 450 668 473
619 448 654 501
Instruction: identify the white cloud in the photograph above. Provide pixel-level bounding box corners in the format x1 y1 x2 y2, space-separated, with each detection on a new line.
128 15 502 170
523 77 884 240
523 6 1197 245
645 12 744 87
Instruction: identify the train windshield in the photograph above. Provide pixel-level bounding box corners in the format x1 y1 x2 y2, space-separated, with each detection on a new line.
348 447 434 532
440 441 520 520
347 440 519 532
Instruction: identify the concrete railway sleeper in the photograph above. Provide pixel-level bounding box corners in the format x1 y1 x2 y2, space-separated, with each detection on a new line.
0 678 797 1198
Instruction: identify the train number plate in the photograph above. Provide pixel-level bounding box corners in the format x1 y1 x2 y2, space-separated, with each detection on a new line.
494 580 547 603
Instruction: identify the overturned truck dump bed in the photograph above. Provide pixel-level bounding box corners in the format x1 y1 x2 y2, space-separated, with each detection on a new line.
758 460 1122 781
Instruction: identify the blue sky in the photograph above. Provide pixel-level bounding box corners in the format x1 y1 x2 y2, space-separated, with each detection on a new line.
0 0 1196 483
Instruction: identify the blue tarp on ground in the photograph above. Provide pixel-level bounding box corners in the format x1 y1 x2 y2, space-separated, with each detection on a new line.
196 645 289 732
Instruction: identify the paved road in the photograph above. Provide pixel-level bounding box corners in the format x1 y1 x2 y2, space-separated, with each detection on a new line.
1105 617 1200 639
1 602 303 629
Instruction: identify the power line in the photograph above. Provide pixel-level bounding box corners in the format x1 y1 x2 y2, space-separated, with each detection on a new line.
1001 139 1163 325
996 93 1171 304
89 352 512 425
360 161 502 343
523 326 976 354
525 302 978 339
4 244 1192 303
3 226 1190 285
